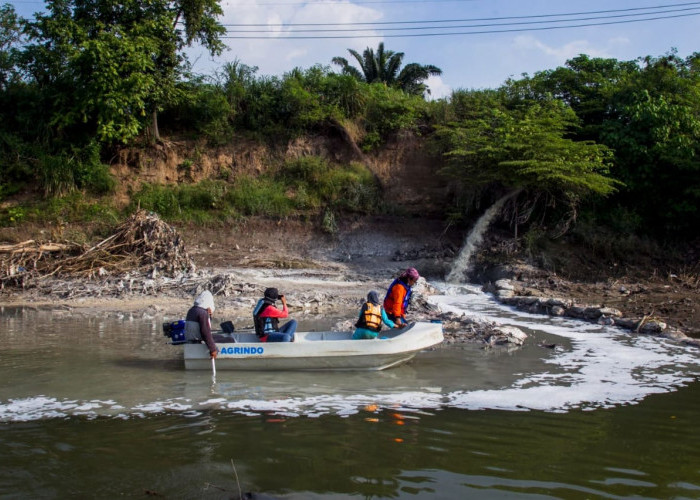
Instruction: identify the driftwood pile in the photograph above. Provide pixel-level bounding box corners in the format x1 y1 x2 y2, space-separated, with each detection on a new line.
1 210 195 289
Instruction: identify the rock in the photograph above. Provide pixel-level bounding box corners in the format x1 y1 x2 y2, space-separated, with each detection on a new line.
494 279 515 290
565 306 586 319
550 305 566 316
544 298 571 308
495 289 515 299
599 307 623 318
638 319 667 334
485 326 527 347
598 316 615 326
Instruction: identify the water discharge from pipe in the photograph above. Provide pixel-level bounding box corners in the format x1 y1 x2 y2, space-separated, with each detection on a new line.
446 190 520 284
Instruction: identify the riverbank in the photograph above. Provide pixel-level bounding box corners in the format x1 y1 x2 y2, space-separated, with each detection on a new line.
1 215 698 346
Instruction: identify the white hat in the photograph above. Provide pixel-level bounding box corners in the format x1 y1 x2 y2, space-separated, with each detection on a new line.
194 290 215 312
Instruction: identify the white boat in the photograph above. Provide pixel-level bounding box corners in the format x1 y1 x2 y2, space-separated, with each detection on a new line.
177 321 444 371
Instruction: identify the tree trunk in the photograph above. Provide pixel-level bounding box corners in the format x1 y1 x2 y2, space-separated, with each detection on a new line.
151 110 160 142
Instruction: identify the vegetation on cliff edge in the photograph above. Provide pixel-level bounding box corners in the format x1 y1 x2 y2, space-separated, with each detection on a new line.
0 2 699 247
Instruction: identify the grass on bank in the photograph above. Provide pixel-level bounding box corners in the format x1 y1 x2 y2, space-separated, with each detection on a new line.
0 157 383 231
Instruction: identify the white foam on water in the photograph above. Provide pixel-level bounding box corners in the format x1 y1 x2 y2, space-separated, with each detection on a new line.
1 286 698 422
430 283 700 411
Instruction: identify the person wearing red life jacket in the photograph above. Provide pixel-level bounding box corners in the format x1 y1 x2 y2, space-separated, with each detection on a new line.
253 287 297 342
383 267 419 327
353 290 397 339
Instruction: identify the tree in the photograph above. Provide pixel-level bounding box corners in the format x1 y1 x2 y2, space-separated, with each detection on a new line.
503 54 638 141
502 51 700 238
332 42 441 96
0 4 22 90
599 52 700 235
434 91 617 233
20 0 226 144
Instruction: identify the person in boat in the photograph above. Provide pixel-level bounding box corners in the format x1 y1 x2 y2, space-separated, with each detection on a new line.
383 267 419 327
353 290 396 339
253 287 297 342
185 290 218 359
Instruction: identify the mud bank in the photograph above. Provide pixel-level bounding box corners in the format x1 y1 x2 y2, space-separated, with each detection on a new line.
2 216 697 349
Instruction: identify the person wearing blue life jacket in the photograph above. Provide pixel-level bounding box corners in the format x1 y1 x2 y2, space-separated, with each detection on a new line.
383 267 419 327
353 291 397 339
253 287 297 342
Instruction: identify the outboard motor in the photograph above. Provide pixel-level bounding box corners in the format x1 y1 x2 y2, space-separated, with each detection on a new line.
162 320 186 344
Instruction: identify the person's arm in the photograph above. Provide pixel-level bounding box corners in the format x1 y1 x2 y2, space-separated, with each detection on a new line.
260 297 289 319
381 307 396 328
198 309 217 355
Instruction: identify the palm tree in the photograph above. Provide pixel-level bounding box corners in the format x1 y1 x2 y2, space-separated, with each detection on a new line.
332 43 442 96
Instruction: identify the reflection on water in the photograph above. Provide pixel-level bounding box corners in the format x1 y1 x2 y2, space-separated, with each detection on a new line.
2 286 700 498
2 388 700 498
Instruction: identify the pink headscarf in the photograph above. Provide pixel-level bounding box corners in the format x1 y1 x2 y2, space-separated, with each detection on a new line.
404 267 420 280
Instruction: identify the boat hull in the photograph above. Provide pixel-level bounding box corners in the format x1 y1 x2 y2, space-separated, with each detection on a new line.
182 321 443 371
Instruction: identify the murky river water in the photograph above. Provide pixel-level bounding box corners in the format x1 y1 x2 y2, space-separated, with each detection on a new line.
2 283 700 498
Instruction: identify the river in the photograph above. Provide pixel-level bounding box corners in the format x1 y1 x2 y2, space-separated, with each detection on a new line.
1 283 700 498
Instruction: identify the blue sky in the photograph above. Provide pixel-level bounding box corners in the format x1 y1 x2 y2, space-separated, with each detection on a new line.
6 0 700 98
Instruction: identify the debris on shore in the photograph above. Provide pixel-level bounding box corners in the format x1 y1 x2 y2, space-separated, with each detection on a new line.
1 210 194 289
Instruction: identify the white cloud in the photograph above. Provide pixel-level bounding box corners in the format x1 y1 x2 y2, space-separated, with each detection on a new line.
206 0 385 76
426 75 451 100
512 34 631 61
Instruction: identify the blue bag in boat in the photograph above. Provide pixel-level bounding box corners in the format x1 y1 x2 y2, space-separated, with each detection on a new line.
162 320 186 344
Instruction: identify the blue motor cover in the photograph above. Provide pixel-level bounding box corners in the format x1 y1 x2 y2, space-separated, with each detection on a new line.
162 320 186 344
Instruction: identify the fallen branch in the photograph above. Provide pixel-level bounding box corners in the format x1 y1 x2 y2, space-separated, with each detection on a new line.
1 210 195 288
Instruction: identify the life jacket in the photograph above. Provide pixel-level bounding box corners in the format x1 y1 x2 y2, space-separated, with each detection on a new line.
184 320 203 342
184 306 211 343
384 279 412 317
253 298 279 337
356 302 383 332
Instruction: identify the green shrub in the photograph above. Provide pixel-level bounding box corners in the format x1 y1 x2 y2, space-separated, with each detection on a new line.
280 157 380 213
35 142 115 196
280 156 329 184
37 152 77 196
224 175 294 217
130 180 228 220
362 84 427 149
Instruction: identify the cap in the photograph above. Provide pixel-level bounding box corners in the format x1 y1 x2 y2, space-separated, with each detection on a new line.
264 287 279 300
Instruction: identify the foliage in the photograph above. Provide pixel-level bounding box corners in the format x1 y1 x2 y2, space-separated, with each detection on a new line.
435 93 616 195
127 156 381 222
503 54 638 140
35 142 116 196
0 4 22 90
501 51 700 237
433 90 618 234
131 180 229 220
224 176 294 217
160 75 232 143
1 2 699 246
0 192 120 227
332 42 442 96
360 84 428 150
278 156 380 212
598 54 700 236
161 64 423 148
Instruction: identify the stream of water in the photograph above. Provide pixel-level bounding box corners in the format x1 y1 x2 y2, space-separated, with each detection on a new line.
2 282 700 498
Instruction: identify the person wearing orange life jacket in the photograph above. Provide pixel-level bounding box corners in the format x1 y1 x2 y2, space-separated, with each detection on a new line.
383 267 420 327
353 291 397 339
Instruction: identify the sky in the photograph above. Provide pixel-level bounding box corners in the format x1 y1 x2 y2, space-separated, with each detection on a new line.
6 0 700 98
